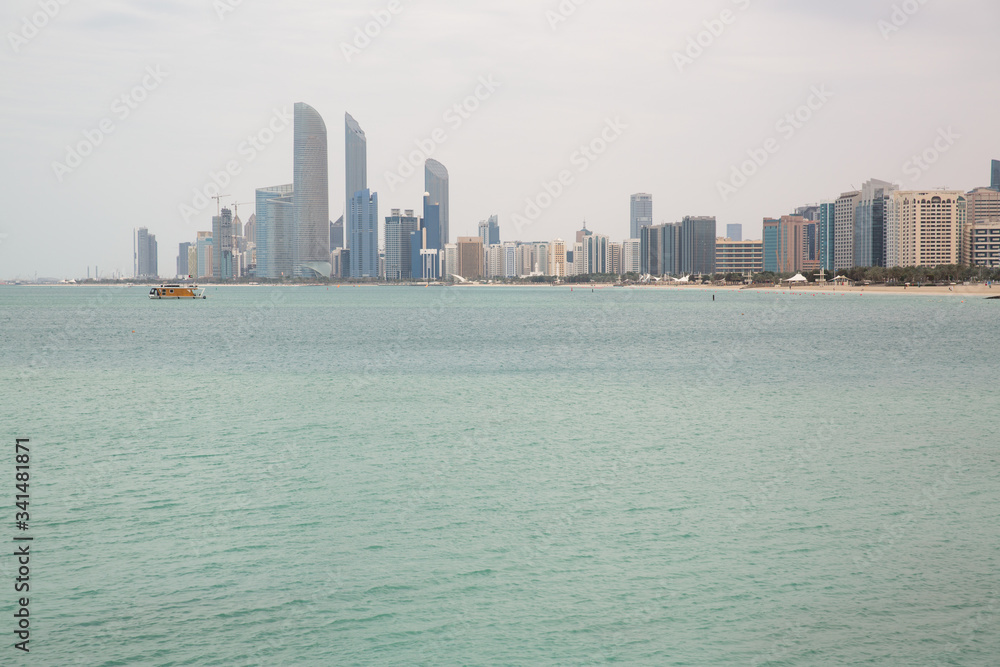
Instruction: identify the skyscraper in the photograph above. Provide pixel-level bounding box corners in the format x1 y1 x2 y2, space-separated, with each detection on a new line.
384 209 420 280
855 179 897 268
177 242 192 278
345 112 367 252
896 190 966 267
456 237 484 280
834 190 861 270
763 218 779 273
349 189 378 278
478 216 499 247
212 207 235 279
681 216 716 275
992 160 1000 191
640 223 681 276
630 193 652 239
726 224 743 242
255 184 294 279
425 159 449 246
293 102 330 278
818 202 835 272
136 228 157 278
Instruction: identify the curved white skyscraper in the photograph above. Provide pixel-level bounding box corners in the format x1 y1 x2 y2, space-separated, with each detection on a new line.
294 102 330 278
425 159 449 246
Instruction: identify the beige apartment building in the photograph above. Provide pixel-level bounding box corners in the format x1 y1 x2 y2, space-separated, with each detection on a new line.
895 191 967 267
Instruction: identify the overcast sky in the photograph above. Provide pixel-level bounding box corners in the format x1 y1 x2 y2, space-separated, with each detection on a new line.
2 0 999 279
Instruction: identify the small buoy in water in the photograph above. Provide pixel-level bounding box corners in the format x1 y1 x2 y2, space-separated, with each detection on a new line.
132 330 135 333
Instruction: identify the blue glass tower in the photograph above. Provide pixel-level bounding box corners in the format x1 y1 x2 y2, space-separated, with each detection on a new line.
349 189 378 278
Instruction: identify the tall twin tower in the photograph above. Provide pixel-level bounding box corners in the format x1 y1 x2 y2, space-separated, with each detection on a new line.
255 103 449 279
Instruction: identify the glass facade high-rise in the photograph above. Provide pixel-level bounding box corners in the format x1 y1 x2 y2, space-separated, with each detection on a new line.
177 242 192 278
854 179 897 268
763 218 779 273
136 227 158 278
478 216 499 247
992 160 1000 191
349 189 378 279
726 224 743 242
630 193 652 240
681 216 716 275
293 103 330 278
212 207 235 279
255 184 294 279
425 160 449 246
640 223 680 276
345 112 367 253
819 202 835 272
384 209 420 280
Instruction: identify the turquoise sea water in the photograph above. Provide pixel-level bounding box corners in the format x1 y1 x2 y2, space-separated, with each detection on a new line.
1 285 998 665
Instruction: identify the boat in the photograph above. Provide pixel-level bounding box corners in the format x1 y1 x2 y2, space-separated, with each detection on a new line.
148 284 206 299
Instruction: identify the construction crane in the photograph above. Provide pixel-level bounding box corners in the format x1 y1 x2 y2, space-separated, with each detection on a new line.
230 202 253 221
211 194 230 216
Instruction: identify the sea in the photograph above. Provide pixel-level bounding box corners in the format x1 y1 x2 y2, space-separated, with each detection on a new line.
0 285 997 666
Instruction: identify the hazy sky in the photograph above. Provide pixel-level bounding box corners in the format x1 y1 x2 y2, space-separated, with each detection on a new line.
2 0 999 279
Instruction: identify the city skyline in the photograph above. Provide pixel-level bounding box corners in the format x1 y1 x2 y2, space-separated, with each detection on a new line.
3 1 1000 279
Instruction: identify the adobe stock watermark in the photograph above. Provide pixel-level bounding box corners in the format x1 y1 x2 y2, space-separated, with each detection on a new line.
510 117 628 234
546 0 588 31
878 0 930 40
178 107 292 223
673 0 751 73
383 75 501 192
213 0 244 21
7 0 71 54
901 127 959 183
51 65 168 183
340 0 405 63
716 85 833 202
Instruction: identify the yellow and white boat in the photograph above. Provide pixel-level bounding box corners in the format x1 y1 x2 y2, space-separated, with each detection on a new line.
148 284 206 299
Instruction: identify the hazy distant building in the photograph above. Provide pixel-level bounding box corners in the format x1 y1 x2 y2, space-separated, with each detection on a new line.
795 205 821 222
345 112 367 247
136 227 157 279
549 239 566 277
293 102 330 278
456 237 483 280
349 189 378 278
966 187 1000 224
443 243 458 279
177 242 192 278
896 190 966 267
196 231 213 279
716 238 763 275
244 213 256 246
425 159 449 246
532 242 549 275
330 216 344 250
255 184 294 278
478 216 499 247
630 193 652 239
992 160 1000 191
834 191 861 270
212 207 235 279
187 245 198 279
726 224 743 242
681 216 716 275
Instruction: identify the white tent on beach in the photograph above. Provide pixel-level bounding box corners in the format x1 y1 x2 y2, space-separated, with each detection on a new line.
782 273 809 286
